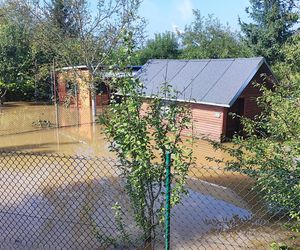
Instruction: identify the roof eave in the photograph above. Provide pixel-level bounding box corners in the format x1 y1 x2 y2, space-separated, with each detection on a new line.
142 95 230 108
60 65 88 71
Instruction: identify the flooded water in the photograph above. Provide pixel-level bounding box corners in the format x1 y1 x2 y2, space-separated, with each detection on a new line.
0 102 256 205
0 102 113 157
0 102 295 249
0 102 232 165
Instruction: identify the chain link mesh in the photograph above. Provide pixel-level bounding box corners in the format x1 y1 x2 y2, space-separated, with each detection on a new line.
0 103 299 249
0 150 298 249
0 151 153 249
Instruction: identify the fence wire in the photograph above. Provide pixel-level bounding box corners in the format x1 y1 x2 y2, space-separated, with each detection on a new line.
0 151 151 249
0 150 298 249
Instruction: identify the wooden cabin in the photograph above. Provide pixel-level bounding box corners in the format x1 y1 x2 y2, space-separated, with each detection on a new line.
56 66 110 108
136 58 276 141
57 66 141 108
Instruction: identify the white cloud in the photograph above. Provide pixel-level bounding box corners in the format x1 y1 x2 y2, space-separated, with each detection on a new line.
176 0 194 21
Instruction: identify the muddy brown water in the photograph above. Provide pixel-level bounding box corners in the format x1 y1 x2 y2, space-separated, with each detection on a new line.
0 102 296 249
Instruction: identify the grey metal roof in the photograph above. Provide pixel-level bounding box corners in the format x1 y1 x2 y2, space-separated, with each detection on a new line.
136 57 268 107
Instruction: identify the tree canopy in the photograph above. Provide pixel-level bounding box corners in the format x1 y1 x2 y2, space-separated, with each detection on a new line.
181 10 252 59
212 32 300 249
240 0 299 64
0 0 145 105
48 0 80 37
135 31 179 65
0 3 35 101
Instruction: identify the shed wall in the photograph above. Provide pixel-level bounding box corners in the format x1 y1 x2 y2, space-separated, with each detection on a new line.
57 69 91 107
225 64 274 138
240 82 262 119
141 101 225 141
239 66 268 119
190 104 225 141
57 70 110 107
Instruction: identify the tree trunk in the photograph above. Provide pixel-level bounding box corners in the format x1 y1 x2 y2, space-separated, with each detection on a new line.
0 89 7 106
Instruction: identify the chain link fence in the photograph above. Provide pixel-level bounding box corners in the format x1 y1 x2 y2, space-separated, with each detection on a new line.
0 150 298 249
0 151 147 249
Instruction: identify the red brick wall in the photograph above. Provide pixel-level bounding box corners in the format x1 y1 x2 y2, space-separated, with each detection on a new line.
57 78 67 104
57 81 81 107
57 69 113 108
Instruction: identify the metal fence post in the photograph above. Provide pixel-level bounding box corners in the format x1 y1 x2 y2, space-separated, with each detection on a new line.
53 58 60 128
165 151 171 250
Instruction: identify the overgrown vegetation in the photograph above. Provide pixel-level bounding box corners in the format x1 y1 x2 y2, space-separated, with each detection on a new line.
209 33 300 248
134 31 180 65
0 9 35 102
134 10 253 64
180 10 253 59
99 32 194 247
0 0 145 105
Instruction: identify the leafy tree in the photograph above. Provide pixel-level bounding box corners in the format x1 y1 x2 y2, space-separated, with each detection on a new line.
273 33 300 79
0 14 35 101
0 0 58 102
181 10 252 59
99 32 194 247
239 0 299 64
135 31 180 65
19 0 145 119
210 33 300 248
48 0 80 37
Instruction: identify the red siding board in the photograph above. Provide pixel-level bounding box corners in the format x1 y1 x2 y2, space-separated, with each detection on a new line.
240 83 262 120
96 94 110 106
141 101 225 141
190 104 225 141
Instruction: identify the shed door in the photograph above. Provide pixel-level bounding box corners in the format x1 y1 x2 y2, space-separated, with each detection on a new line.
226 98 244 138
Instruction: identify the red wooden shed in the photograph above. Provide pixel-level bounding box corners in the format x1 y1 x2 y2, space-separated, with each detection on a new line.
57 66 110 108
137 57 275 141
57 66 141 108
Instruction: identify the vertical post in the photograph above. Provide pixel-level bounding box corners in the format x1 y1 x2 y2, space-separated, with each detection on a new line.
91 83 97 123
165 151 171 250
74 82 80 126
34 58 38 102
53 58 59 128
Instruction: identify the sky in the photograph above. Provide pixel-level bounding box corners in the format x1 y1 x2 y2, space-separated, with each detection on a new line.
139 0 251 38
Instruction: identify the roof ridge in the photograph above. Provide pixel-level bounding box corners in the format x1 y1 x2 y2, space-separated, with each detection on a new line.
148 57 264 61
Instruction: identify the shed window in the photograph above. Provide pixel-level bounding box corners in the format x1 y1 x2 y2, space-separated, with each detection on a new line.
66 81 78 96
96 82 108 94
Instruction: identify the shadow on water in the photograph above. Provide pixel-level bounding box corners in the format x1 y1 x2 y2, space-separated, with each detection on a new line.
0 174 140 249
0 102 49 107
0 141 81 153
